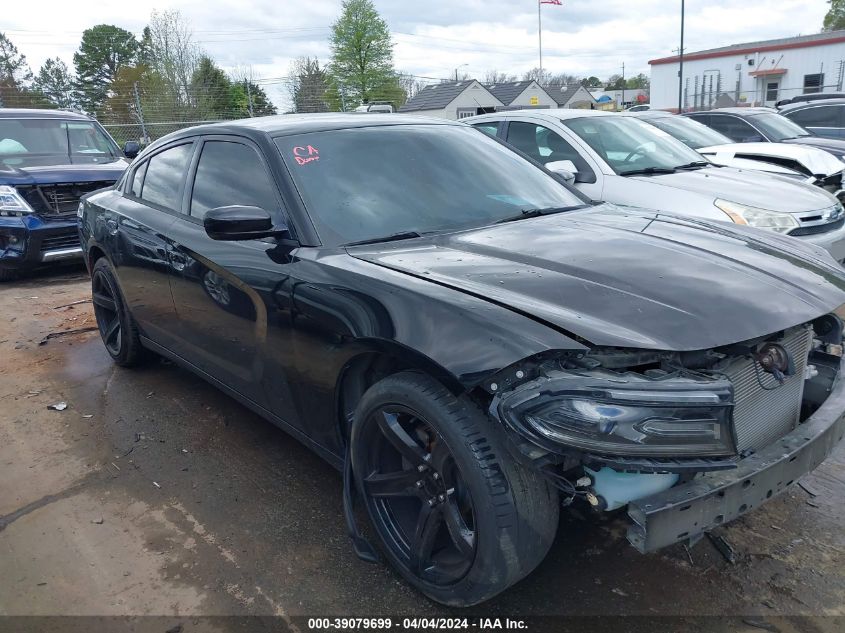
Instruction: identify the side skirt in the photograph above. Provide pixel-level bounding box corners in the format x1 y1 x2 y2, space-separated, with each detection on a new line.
139 336 344 471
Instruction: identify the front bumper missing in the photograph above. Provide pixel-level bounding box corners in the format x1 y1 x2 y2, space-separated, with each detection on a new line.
627 359 845 553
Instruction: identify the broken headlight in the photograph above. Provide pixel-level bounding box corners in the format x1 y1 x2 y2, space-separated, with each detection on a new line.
497 370 736 457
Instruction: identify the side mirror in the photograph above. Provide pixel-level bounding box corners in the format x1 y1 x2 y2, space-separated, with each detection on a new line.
123 141 140 159
204 205 290 241
545 159 578 183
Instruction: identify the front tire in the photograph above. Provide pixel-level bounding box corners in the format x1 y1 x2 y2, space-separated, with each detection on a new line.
91 258 145 367
351 372 559 606
0 268 19 282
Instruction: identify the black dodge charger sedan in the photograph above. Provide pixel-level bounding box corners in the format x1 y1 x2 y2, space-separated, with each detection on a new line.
79 114 845 606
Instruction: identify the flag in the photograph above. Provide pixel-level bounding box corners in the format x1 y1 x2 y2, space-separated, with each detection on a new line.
540 1 563 5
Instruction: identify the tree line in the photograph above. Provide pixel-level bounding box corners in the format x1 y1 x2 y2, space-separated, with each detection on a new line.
0 10 276 126
1 0 649 125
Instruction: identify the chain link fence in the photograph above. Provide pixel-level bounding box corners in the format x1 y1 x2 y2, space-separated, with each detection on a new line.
100 120 233 146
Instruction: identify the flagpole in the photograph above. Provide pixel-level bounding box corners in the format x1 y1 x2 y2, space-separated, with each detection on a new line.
539 1 544 76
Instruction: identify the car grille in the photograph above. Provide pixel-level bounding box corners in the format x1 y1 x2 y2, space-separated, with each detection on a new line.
790 217 845 236
18 181 115 217
721 326 813 454
41 232 81 251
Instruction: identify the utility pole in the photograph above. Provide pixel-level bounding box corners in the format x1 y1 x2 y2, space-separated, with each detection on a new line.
245 80 254 117
621 62 626 111
133 81 149 145
538 0 543 77
678 0 685 112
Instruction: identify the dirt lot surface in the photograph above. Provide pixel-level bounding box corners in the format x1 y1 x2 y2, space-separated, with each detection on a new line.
1 267 844 632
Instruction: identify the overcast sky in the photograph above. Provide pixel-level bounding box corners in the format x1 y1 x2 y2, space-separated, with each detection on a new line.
7 0 831 109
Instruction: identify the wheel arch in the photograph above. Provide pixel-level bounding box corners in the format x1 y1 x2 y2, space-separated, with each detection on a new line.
334 341 467 445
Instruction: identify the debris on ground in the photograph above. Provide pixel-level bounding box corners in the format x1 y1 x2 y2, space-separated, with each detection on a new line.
48 402 68 411
707 533 736 564
82 414 93 419
26 389 43 398
39 327 98 345
52 299 92 310
91 517 103 525
798 479 820 497
611 587 629 597
742 618 780 632
153 481 161 489
165 625 183 633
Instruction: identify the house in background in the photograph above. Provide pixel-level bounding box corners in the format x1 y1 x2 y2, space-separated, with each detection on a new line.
548 84 597 109
483 80 558 110
398 79 595 120
398 80 503 119
649 30 845 111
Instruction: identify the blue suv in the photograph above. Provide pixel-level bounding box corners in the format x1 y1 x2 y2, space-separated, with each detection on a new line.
0 109 135 281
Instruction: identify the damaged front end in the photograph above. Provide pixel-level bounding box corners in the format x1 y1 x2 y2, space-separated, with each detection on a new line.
488 313 845 552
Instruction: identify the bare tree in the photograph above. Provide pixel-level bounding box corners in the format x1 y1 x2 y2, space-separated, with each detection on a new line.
147 10 200 106
397 73 426 99
483 69 517 84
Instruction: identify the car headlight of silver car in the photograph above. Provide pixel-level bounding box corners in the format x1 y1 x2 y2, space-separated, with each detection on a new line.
714 199 800 233
496 370 736 457
0 185 35 217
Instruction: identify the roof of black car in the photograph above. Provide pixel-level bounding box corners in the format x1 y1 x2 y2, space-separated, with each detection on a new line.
780 98 845 111
175 113 458 138
0 108 93 120
690 107 774 116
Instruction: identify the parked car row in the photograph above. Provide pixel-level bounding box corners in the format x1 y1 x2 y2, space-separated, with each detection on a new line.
75 111 845 606
466 109 845 261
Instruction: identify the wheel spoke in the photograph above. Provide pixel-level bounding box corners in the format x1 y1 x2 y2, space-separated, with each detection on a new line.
364 470 420 498
104 316 120 344
442 498 475 558
377 411 429 467
92 291 116 312
408 503 442 576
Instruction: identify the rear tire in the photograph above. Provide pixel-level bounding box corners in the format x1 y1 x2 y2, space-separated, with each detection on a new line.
351 371 559 606
91 258 145 367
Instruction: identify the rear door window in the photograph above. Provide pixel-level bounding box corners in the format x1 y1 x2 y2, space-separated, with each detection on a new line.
129 161 147 197
140 143 193 211
471 123 500 138
706 116 761 142
189 140 280 221
787 105 844 129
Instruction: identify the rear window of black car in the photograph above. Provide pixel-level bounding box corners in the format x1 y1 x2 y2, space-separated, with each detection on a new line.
275 124 585 246
140 143 193 211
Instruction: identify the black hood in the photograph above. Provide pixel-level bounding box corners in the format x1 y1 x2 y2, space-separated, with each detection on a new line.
349 205 845 351
784 136 845 158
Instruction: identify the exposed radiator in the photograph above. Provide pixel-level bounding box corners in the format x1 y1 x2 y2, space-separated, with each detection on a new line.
721 326 813 454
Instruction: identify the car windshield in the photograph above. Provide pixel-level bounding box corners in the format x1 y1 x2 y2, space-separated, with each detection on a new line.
0 118 120 167
747 112 812 141
276 124 587 246
646 115 733 149
563 116 706 175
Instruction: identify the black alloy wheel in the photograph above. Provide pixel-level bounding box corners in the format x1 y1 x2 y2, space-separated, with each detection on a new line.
90 258 145 367
92 266 123 357
359 404 477 585
351 372 560 606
